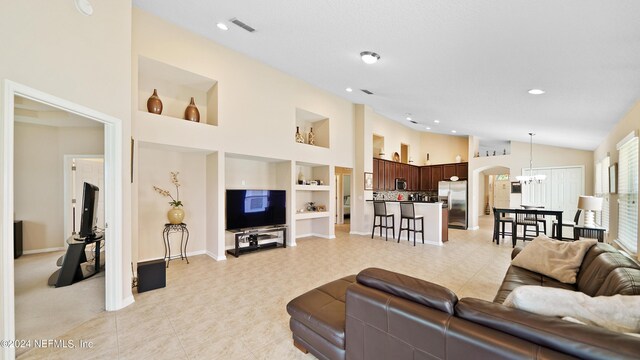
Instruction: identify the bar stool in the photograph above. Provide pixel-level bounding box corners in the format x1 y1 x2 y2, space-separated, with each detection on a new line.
372 201 395 241
398 202 424 246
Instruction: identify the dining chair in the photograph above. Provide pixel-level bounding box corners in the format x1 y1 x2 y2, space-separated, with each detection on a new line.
492 207 514 245
514 210 540 247
372 201 394 241
552 209 582 240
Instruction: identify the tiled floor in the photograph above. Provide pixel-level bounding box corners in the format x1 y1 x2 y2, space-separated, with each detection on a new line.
18 216 515 359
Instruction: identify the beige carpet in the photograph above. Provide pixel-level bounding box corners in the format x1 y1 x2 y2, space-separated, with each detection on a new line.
15 248 105 357
18 215 513 359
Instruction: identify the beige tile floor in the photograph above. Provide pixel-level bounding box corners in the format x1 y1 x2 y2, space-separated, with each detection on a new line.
18 216 515 359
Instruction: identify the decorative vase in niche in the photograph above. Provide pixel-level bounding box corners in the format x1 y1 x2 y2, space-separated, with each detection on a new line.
184 97 200 122
455 154 462 163
167 206 185 224
307 127 315 145
295 126 305 143
298 170 306 184
147 89 163 115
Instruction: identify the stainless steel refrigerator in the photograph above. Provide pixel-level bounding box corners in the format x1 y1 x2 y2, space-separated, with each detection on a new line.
438 180 468 229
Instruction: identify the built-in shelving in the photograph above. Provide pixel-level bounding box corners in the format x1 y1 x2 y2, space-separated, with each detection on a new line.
295 212 330 220
295 184 330 191
295 108 330 149
138 56 218 126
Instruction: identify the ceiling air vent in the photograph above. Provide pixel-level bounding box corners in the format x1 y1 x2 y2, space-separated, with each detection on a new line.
230 18 256 32
360 89 374 95
409 120 417 124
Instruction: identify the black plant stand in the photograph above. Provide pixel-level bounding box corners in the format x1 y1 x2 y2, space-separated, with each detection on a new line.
163 223 189 268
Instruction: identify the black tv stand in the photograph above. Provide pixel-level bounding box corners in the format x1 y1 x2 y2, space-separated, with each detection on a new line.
226 226 287 258
48 233 104 288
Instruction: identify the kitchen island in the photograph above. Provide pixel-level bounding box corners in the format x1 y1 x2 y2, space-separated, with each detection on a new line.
366 201 447 246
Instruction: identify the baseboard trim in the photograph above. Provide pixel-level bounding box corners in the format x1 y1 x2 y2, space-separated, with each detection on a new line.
206 251 226 261
22 247 65 255
137 249 207 264
117 295 135 310
468 226 480 231
350 231 369 236
296 233 334 239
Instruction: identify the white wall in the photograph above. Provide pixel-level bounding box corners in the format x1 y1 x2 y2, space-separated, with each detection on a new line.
371 113 422 163
14 123 104 251
420 132 469 165
137 146 206 261
0 0 133 321
593 100 640 258
468 137 594 229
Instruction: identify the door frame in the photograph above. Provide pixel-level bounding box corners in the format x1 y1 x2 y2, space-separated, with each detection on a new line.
2 80 125 359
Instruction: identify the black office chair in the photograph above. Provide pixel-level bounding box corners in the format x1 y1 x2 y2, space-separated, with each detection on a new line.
492 207 514 245
372 201 394 241
398 202 424 246
514 210 540 247
552 209 582 240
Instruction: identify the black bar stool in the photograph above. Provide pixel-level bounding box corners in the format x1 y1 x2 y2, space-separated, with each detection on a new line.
372 201 395 240
398 202 424 246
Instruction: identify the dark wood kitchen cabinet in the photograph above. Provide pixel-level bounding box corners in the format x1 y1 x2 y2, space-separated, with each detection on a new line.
443 164 456 180
456 162 468 180
420 166 431 191
431 165 443 189
373 158 380 190
384 160 395 190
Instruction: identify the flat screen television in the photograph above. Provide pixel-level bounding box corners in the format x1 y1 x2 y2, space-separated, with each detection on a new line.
226 189 286 230
79 182 100 239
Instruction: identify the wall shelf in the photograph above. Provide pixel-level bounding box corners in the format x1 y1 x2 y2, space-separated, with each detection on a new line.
295 184 330 191
295 108 330 149
295 212 330 220
138 56 218 126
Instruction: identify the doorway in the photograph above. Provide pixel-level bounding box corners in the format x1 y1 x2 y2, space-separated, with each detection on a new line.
64 156 105 243
335 167 352 234
2 81 126 360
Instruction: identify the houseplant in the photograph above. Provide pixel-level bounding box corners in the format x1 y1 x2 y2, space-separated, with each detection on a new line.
153 171 184 224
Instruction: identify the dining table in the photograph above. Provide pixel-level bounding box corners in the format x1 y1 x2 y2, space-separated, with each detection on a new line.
493 207 564 247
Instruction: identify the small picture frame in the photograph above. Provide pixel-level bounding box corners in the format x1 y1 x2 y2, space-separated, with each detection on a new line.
609 163 617 194
511 182 522 194
364 172 373 190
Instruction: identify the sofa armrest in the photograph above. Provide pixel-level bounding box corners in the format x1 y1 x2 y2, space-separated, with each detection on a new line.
356 268 457 314
511 246 523 259
456 298 640 360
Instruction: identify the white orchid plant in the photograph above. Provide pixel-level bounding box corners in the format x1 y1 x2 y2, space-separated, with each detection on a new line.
153 171 183 207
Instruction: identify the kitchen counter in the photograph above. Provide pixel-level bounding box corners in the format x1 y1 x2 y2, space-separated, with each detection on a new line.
367 201 447 245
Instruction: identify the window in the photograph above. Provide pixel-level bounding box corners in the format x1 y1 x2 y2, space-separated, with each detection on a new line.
617 133 638 254
595 156 610 230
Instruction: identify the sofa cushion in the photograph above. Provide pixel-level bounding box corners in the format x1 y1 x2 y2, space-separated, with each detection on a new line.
577 250 640 296
456 298 640 360
511 236 597 284
493 264 576 304
286 275 356 349
356 267 458 314
503 285 640 333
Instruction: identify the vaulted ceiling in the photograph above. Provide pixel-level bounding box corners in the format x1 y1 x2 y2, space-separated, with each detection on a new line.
133 0 640 150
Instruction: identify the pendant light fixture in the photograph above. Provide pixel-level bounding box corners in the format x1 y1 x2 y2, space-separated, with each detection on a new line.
516 133 546 184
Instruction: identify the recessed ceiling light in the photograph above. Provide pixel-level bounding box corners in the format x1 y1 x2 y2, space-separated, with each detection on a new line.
451 130 457 133
425 126 431 130
406 116 412 121
360 51 380 64
216 23 229 31
345 87 353 92
434 120 440 124
528 89 545 95
74 0 93 16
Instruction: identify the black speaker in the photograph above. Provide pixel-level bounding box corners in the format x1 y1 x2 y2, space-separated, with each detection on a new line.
137 259 166 293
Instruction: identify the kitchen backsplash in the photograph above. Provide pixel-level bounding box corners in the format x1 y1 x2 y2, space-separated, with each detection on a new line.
373 190 437 201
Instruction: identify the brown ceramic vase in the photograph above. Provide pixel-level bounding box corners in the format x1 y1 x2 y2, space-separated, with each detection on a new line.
147 89 163 114
184 97 200 122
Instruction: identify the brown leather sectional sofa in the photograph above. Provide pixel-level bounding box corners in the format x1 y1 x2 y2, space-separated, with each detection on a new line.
286 243 640 359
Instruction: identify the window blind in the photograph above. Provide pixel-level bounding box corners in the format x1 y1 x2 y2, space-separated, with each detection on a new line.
595 157 610 230
617 135 638 254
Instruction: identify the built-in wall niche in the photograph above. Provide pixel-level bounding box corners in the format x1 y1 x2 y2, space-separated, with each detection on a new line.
373 134 385 159
295 108 329 148
295 162 330 187
138 56 218 125
476 139 511 157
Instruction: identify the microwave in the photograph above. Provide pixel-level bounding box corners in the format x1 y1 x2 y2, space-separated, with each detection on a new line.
395 178 407 190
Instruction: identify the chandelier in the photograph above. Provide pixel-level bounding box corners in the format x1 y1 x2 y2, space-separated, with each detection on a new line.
516 133 546 184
